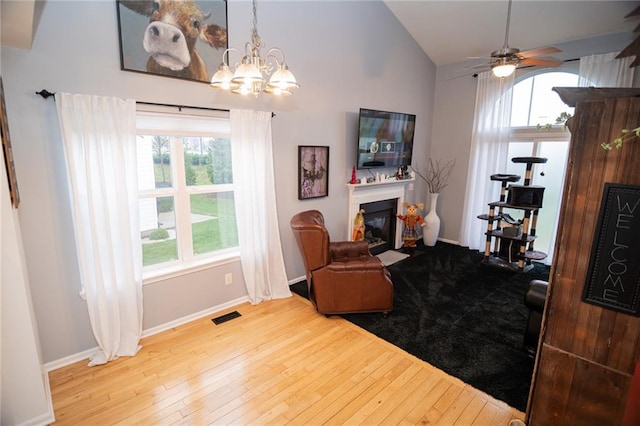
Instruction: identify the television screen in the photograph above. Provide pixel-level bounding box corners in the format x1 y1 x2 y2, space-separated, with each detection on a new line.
356 108 416 170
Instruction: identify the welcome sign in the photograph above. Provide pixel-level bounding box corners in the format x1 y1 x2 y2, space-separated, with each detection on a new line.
583 183 640 316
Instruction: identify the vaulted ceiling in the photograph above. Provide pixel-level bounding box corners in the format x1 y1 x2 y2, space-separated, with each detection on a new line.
2 1 639 67
384 1 639 66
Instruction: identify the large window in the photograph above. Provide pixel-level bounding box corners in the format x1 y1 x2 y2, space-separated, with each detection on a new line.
136 111 238 278
507 71 578 262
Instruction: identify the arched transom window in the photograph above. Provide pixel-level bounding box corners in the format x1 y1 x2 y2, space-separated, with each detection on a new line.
504 71 578 264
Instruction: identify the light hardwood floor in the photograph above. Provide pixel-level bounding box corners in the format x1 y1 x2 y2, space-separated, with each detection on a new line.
49 294 526 425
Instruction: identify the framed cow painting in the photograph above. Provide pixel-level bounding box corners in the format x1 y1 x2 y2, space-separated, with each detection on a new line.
116 0 228 83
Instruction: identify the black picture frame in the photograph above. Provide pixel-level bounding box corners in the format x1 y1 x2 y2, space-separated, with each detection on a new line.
116 0 228 84
298 146 329 200
1 77 19 208
583 183 640 316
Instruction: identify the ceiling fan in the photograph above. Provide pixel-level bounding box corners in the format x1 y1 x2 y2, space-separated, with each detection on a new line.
472 0 563 77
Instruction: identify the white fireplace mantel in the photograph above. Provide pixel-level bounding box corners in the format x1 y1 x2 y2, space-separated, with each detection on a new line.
347 178 414 249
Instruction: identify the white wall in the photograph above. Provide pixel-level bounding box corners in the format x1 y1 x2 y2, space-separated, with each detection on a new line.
430 32 636 244
1 142 53 425
2 0 435 364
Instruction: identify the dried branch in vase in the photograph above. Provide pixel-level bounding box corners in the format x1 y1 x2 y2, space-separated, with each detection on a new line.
413 158 455 194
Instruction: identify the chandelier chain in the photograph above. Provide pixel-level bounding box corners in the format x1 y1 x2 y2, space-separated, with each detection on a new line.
251 0 262 50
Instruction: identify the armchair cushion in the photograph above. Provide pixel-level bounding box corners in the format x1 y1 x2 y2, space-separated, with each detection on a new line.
330 240 371 260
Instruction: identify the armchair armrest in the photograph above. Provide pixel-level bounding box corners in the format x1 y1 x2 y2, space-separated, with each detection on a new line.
330 240 371 260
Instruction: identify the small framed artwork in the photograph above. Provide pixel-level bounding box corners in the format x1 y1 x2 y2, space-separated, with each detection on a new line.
116 0 228 83
1 77 19 208
298 146 329 200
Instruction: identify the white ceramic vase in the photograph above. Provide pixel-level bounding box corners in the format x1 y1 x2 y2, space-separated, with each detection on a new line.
423 193 441 246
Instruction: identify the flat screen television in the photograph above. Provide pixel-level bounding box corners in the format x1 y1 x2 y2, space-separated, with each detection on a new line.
356 108 416 170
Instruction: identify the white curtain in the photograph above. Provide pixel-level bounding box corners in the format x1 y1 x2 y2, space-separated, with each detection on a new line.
230 109 291 304
578 51 635 87
459 72 515 250
55 93 143 366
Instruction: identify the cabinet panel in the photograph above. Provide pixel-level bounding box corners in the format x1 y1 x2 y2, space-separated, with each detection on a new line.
529 90 640 423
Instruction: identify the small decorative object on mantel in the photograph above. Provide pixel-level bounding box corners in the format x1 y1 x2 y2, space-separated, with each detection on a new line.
397 165 411 180
351 165 357 184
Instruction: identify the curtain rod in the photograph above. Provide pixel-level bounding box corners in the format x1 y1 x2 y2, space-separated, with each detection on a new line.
35 89 275 116
35 89 228 113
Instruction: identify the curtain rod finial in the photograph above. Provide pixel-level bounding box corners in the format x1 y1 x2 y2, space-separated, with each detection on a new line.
36 89 55 99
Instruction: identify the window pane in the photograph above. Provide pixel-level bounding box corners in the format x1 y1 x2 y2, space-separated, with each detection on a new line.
141 196 178 266
190 192 238 255
506 142 534 176
510 78 533 127
531 141 570 255
137 135 173 190
528 73 577 126
183 137 233 186
209 138 233 185
510 72 577 127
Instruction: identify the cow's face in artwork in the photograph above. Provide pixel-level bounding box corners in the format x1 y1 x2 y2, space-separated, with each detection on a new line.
143 0 206 71
121 0 227 75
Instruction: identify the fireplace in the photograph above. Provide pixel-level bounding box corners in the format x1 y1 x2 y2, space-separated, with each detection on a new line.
361 199 397 255
347 178 414 253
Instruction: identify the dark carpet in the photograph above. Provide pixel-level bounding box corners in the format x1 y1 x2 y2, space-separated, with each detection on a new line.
290 241 550 412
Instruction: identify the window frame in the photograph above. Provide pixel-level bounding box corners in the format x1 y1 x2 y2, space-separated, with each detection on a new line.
136 109 239 284
506 70 577 264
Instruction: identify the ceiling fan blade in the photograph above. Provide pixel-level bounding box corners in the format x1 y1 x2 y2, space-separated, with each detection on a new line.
519 57 563 67
463 62 492 70
518 46 561 58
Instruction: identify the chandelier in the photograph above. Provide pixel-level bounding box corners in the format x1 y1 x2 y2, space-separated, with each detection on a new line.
209 0 299 96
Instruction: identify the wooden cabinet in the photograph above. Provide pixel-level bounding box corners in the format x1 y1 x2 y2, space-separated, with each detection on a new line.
527 88 640 425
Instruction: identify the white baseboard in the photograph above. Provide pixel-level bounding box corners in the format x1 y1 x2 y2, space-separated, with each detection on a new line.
44 295 250 373
288 275 305 285
438 237 460 245
16 368 57 426
141 295 250 338
44 346 100 373
15 411 55 426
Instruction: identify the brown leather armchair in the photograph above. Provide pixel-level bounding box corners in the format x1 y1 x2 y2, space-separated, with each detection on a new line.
290 210 393 316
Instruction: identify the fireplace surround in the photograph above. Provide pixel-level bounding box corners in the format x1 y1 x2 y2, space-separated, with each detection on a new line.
347 178 414 252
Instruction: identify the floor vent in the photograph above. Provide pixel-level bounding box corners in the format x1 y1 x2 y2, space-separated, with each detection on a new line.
212 311 242 325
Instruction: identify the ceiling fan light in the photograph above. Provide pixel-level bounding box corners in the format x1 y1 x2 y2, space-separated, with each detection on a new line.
492 63 516 78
